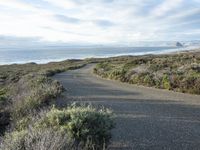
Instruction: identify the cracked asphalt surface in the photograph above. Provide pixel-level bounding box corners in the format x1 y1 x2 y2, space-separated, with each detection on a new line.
53 64 200 150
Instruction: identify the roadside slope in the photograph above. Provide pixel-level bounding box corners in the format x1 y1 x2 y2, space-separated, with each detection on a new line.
53 64 200 150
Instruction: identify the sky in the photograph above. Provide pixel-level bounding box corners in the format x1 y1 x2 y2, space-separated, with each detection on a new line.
0 0 200 45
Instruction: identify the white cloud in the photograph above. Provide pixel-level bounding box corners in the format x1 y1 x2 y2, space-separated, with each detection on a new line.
151 0 183 17
0 0 199 44
43 0 77 9
0 0 37 11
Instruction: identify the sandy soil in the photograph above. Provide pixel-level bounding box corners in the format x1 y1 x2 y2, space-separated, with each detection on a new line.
53 64 200 150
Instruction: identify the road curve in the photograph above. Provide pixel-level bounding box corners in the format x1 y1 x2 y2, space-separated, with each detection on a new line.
53 64 200 150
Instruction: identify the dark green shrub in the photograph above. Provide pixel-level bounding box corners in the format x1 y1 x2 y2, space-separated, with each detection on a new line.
0 95 6 102
123 61 137 70
93 68 98 74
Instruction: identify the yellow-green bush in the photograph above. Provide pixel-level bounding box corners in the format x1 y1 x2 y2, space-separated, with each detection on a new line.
162 74 171 90
1 105 115 150
37 105 115 149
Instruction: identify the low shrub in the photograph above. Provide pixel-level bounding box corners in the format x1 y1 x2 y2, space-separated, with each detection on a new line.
1 128 69 150
1 130 27 150
162 74 171 90
0 88 9 135
1 105 115 150
109 69 126 81
143 74 155 86
180 76 200 94
0 88 7 102
10 74 64 123
37 105 115 149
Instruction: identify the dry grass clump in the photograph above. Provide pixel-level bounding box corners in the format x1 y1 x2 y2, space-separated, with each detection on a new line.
9 74 64 120
1 127 69 150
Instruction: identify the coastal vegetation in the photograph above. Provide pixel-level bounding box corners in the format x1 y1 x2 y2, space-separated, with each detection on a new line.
1 50 200 149
1 105 114 150
0 60 115 149
0 60 85 134
93 51 200 95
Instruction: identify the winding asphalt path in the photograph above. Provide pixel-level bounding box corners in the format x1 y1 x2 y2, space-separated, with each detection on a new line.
53 64 200 150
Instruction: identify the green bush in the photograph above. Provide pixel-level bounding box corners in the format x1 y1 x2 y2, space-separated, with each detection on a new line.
1 105 115 150
37 105 115 149
162 74 171 90
0 95 6 102
0 88 7 102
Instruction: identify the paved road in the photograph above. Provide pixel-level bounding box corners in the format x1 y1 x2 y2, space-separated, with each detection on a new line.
53 64 200 150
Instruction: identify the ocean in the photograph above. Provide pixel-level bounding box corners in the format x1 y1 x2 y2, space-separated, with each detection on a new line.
0 46 189 65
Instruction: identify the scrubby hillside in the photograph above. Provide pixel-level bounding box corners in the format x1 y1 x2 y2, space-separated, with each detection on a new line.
94 51 200 94
0 60 115 150
0 60 86 135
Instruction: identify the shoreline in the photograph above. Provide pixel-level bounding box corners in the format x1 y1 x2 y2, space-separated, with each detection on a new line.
0 46 200 66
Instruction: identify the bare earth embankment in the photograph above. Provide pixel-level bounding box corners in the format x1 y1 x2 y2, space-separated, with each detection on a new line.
54 64 200 150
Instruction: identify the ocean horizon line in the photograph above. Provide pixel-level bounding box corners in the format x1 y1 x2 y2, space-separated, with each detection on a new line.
0 46 199 65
